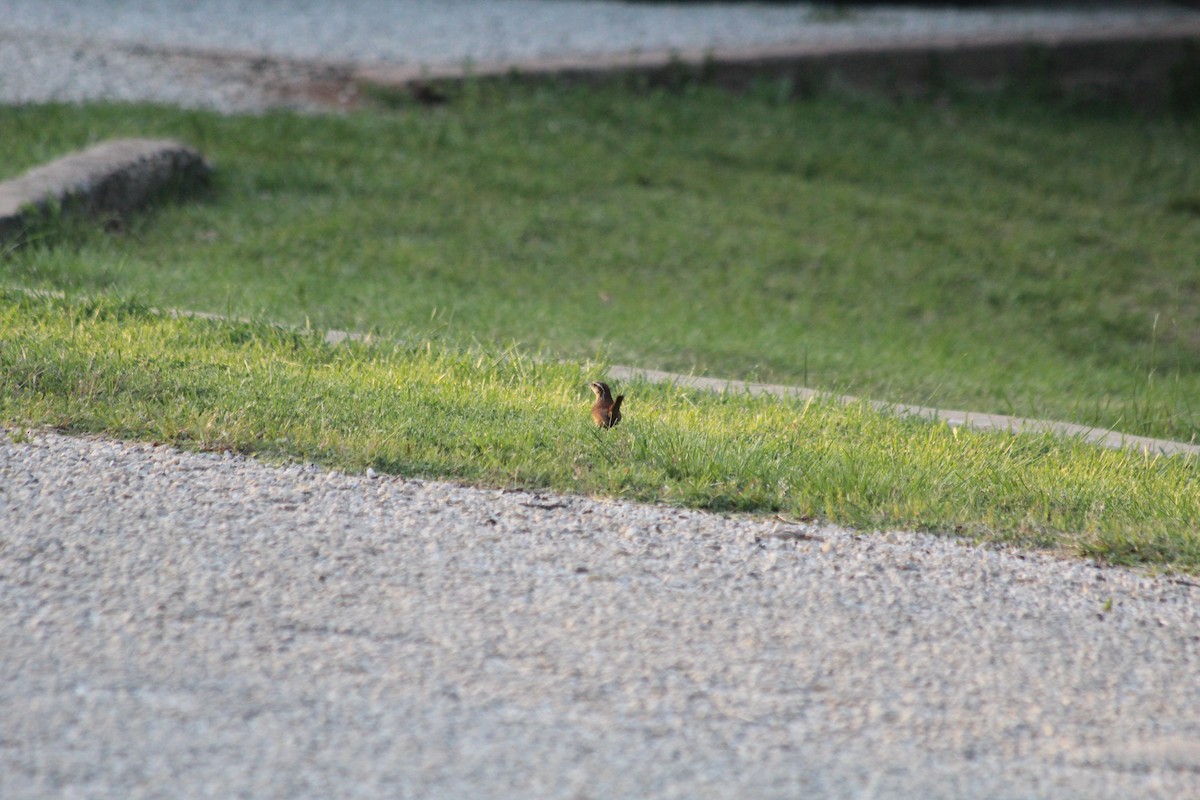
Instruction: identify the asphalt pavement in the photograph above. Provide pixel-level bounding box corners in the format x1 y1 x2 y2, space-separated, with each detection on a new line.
3 428 1199 799
1 1 1197 110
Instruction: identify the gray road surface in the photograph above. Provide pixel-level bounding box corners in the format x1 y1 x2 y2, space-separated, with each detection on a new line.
2 429 1199 799
1 1 1197 110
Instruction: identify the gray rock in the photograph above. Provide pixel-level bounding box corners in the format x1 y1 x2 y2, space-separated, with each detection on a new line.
0 138 209 244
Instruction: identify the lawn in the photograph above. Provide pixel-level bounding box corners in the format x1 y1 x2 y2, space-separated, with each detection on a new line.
2 80 1200 567
2 81 1199 441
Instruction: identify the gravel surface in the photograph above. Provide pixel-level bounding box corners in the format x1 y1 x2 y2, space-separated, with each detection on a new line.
2 428 1199 798
1 1 1198 111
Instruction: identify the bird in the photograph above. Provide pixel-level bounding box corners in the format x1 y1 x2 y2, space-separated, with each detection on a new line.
590 381 624 428
411 82 449 106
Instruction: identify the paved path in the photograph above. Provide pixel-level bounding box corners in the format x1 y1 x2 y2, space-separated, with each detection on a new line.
3 428 1199 799
1 1 1197 110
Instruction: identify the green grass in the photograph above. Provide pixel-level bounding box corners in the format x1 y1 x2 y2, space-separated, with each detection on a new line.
3 83 1199 441
3 83 1200 567
4 289 1198 568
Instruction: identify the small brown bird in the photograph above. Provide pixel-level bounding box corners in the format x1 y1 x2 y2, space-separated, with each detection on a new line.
590 381 624 428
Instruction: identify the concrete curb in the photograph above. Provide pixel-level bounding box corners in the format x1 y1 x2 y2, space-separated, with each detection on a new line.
0 138 210 245
356 20 1200 106
322 324 1200 459
103 308 1199 461
9 284 1198 460
607 365 1200 459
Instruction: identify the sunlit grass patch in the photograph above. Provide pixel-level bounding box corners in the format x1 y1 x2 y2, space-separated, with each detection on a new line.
4 290 1197 569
